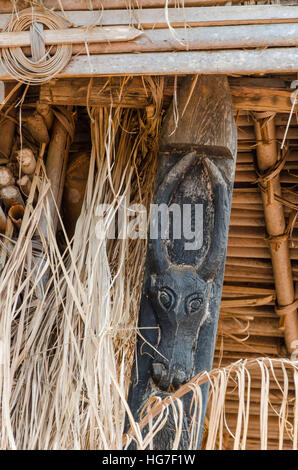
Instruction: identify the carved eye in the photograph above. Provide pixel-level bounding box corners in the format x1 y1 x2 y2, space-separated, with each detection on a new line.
158 288 174 310
187 295 203 314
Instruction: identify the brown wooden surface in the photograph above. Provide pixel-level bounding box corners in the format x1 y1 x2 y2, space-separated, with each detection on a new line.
160 74 236 156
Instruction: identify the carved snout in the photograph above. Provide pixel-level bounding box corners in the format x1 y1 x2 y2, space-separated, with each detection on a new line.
152 362 189 391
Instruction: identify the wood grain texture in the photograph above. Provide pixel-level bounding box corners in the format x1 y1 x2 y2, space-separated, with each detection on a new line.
1 6 298 29
160 75 237 157
0 26 141 47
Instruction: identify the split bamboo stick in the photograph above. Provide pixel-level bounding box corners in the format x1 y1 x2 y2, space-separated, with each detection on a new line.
222 285 275 295
226 247 298 260
219 317 282 338
253 113 298 353
229 217 266 228
225 257 272 268
220 306 276 318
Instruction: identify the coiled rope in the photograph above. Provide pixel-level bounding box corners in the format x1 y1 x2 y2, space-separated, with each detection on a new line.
0 8 72 84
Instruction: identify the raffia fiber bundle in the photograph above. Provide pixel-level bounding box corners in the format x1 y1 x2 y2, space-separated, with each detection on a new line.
125 358 298 450
0 77 163 449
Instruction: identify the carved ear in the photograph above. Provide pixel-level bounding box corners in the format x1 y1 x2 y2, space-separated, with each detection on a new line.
198 158 229 282
149 152 197 274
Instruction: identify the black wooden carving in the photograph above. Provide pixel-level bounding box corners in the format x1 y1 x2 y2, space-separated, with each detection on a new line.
127 75 237 449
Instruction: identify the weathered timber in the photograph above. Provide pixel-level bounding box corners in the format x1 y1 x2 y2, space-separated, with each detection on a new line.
1 6 297 29
160 76 236 156
0 0 259 11
18 24 298 56
127 75 236 449
10 48 298 80
40 77 174 108
0 26 141 48
40 77 295 111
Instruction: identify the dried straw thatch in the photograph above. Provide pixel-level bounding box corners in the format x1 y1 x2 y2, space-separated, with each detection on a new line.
0 77 163 449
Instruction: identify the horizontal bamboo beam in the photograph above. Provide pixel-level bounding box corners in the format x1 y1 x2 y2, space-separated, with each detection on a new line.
0 26 141 48
0 0 249 12
1 6 298 29
18 23 298 56
229 217 265 227
220 306 276 318
225 257 272 268
219 317 282 337
235 170 298 184
0 48 289 81
238 126 298 141
229 236 267 248
215 336 281 355
222 285 275 295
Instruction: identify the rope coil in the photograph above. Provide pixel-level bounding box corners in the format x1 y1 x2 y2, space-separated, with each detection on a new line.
0 8 72 84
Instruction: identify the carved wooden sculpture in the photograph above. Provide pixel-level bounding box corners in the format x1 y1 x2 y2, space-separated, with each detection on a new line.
127 75 237 449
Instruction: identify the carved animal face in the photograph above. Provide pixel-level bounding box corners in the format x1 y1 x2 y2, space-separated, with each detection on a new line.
148 266 211 391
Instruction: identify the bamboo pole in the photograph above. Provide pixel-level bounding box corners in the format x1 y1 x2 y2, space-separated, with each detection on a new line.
2 48 298 79
253 113 298 353
16 23 298 56
0 0 243 11
39 107 73 238
0 26 141 48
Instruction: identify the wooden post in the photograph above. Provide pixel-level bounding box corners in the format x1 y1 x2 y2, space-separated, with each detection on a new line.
127 75 237 449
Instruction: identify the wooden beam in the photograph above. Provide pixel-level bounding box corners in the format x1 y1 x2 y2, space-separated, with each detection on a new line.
1 6 298 29
160 74 236 155
0 0 249 12
0 26 141 48
2 48 290 81
40 77 173 108
16 23 298 56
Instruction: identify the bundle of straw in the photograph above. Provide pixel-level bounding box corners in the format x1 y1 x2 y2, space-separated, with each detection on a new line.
0 77 164 449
